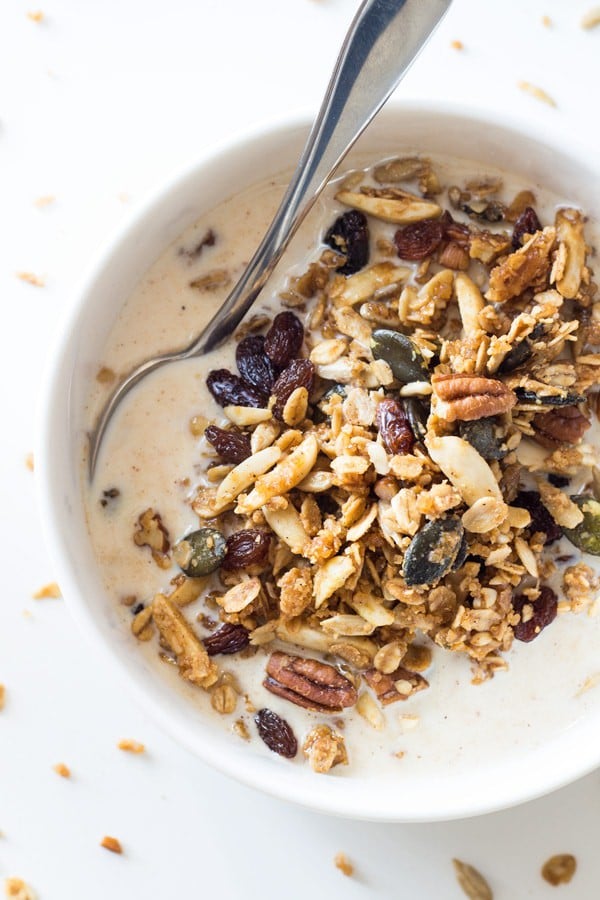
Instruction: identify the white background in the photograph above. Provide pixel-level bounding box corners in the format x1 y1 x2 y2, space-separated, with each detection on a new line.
2 0 600 897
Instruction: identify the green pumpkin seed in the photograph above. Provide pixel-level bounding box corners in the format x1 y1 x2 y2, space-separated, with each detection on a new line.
371 329 430 384
174 527 227 576
403 516 465 586
314 383 346 423
458 418 507 460
562 495 600 555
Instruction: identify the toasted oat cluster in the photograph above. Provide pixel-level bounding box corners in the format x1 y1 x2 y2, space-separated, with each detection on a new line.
128 157 600 768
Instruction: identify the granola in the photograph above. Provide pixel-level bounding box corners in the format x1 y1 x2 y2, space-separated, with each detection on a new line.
94 155 600 770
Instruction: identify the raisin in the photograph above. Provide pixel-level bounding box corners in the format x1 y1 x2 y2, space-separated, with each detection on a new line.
131 602 144 615
324 210 370 275
222 529 271 570
206 369 267 408
513 586 557 642
271 358 315 420
264 312 304 368
376 398 414 454
514 490 562 545
204 425 251 464
548 474 570 488
254 708 297 758
235 335 277 393
203 623 250 656
512 206 542 249
393 217 445 260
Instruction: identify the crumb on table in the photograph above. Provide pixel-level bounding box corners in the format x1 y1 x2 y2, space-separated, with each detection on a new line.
26 10 44 22
16 272 45 287
450 39 464 50
541 14 552 27
0 685 5 710
32 582 61 599
117 739 145 754
4 878 36 900
34 195 55 208
100 836 123 855
517 81 556 107
581 7 600 29
334 853 354 877
25 454 34 472
52 763 71 778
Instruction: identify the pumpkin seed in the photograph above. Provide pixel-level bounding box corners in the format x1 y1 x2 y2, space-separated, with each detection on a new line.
403 516 465 586
458 418 507 460
515 387 585 406
371 329 430 384
174 528 227 576
404 397 429 442
562 495 600 555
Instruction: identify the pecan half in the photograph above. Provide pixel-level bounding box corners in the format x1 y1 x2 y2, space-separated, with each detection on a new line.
263 651 357 712
364 665 429 705
432 373 516 422
532 405 591 448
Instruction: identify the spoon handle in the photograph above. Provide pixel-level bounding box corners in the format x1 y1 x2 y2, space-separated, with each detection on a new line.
187 0 452 356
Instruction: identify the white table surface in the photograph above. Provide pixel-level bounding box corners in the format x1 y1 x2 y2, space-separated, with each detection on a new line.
2 0 600 897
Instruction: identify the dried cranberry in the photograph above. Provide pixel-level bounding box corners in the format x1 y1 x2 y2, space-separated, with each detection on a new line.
394 217 445 260
324 210 370 275
235 335 277 393
254 708 297 758
203 623 250 656
376 398 415 454
204 425 251 464
222 529 271 570
206 369 267 408
512 206 542 249
513 586 557 642
514 490 562 545
264 312 304 369
271 358 315 420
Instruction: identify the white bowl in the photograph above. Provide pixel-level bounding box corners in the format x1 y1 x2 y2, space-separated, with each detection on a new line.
37 101 600 822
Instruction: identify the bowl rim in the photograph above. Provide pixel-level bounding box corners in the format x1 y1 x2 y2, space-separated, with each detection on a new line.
36 98 600 822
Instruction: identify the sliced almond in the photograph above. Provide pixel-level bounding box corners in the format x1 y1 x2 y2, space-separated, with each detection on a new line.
217 578 262 614
426 435 502 505
320 614 375 636
238 435 319 513
215 445 282 508
313 554 356 608
455 272 485 336
330 262 410 308
462 496 508 533
263 503 310 555
553 207 586 299
222 405 272 426
335 189 441 224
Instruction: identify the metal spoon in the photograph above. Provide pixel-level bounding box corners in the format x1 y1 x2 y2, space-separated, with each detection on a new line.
89 0 452 477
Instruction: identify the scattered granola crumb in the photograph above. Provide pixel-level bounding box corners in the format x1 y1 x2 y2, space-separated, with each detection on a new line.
0 685 5 710
334 853 354 877
452 859 493 899
32 582 61 599
233 718 250 740
100 836 123 855
53 762 71 778
34 195 55 208
4 879 36 900
517 81 556 107
117 739 145 754
450 39 464 50
24 453 34 472
576 673 600 697
96 366 116 384
26 10 44 22
16 272 45 287
118 192 130 203
541 854 576 886
541 15 552 27
581 7 600 29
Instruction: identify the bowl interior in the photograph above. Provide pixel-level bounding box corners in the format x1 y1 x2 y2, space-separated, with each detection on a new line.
38 103 600 821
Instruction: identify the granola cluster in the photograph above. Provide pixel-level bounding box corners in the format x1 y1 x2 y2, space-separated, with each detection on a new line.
124 156 600 768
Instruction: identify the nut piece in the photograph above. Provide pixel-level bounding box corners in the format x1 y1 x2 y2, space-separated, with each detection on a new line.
152 594 218 688
426 435 503 505
238 435 319 513
313 554 356 608
541 854 576 886
432 373 516 422
335 187 441 223
133 508 170 568
553 208 586 299
533 406 590 447
303 724 348 773
536 479 584 529
485 227 556 303
452 859 493 900
264 651 358 712
364 665 429 705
